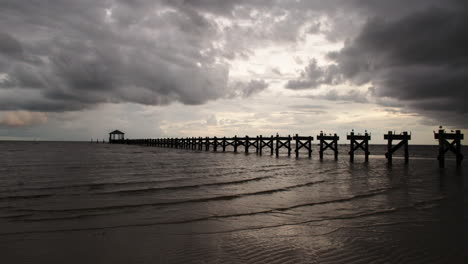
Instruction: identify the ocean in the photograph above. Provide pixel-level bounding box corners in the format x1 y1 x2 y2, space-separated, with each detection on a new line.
0 141 466 263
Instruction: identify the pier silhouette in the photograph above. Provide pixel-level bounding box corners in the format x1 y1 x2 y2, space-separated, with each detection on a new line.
108 128 464 168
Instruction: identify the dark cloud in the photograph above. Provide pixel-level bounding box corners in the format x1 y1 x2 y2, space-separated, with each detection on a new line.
0 0 235 111
0 32 23 59
3 0 334 112
287 0 468 127
1 0 467 130
228 80 269 98
286 59 342 89
305 89 370 104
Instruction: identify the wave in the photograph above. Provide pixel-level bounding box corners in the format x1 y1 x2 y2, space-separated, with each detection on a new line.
14 185 395 226
0 207 397 237
13 180 327 214
0 194 54 201
0 167 280 197
155 188 395 225
0 196 446 237
96 176 274 195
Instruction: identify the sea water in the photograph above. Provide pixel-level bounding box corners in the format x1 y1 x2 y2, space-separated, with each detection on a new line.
0 142 466 263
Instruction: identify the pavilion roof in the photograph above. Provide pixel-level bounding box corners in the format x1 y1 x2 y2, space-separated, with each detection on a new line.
109 130 125 135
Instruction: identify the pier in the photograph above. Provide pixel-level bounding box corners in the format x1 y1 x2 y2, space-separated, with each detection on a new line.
434 128 464 168
384 131 411 164
317 132 339 160
108 128 464 168
347 131 371 163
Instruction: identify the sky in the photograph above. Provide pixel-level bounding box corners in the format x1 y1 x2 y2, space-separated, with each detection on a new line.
0 0 467 144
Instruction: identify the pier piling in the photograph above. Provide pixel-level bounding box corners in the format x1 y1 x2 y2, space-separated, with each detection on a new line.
317 132 339 160
294 134 313 158
434 128 464 168
347 131 371 163
384 131 411 164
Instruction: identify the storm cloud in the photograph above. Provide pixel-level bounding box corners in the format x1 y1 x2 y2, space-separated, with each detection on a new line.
287 0 468 126
1 0 467 128
0 0 237 111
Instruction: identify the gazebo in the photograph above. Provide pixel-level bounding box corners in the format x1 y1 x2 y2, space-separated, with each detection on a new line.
109 130 125 143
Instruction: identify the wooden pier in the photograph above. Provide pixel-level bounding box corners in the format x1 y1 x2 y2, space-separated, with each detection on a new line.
434 128 464 168
384 131 411 164
317 132 339 160
258 135 274 156
347 131 371 163
294 134 313 158
275 135 291 157
109 128 464 168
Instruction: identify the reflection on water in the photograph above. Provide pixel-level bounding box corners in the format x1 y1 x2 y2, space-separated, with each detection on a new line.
0 142 466 263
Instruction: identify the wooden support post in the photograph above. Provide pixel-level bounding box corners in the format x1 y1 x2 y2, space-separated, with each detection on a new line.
256 136 260 154
387 132 393 164
222 137 226 152
349 132 354 163
295 134 300 158
318 132 339 160
347 131 370 163
438 129 445 168
364 132 369 162
287 135 291 157
245 135 249 153
259 135 263 155
384 131 411 165
319 132 324 160
404 132 409 164
456 130 462 167
308 136 313 158
334 134 338 160
435 128 464 168
205 137 209 151
234 135 238 153
270 135 274 155
214 136 218 152
275 134 279 157
294 134 313 158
